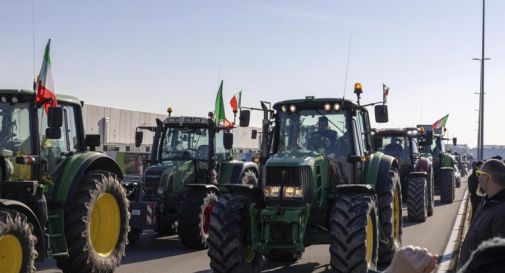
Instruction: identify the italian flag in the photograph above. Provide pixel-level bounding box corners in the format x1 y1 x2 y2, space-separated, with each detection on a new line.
35 39 57 112
230 90 241 113
432 114 449 129
214 81 233 128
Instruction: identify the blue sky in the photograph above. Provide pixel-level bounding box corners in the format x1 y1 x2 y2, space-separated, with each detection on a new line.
1 0 504 146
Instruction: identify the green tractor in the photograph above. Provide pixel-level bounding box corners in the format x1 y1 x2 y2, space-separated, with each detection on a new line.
207 85 403 273
372 128 434 222
129 114 259 249
0 90 129 273
416 125 457 204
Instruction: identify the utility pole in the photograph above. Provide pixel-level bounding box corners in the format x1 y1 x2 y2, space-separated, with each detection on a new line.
473 0 489 161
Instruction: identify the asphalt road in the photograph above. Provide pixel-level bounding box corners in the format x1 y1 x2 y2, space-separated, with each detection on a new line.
37 178 468 273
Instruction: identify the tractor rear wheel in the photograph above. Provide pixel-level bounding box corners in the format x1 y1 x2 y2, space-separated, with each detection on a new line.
0 209 37 273
56 171 129 273
440 169 455 204
377 170 402 269
407 176 428 222
427 168 434 217
329 193 378 273
207 194 262 273
178 191 217 250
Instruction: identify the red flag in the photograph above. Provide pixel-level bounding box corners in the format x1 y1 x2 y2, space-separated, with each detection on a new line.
229 91 241 113
35 39 57 112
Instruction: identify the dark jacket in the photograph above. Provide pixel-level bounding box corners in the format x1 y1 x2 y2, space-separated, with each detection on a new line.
467 171 481 216
460 188 505 265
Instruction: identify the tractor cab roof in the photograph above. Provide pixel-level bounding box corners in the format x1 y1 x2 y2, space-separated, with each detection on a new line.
0 89 82 106
273 97 361 112
163 116 212 128
373 127 421 138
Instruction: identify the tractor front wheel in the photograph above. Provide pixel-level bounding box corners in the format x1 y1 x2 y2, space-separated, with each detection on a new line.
56 171 129 273
0 209 37 273
329 193 378 272
178 191 217 249
207 194 262 273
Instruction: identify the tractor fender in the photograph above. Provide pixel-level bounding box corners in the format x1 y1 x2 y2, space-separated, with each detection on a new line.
0 199 47 261
408 171 427 179
54 152 123 203
219 160 259 185
183 183 220 195
334 184 376 197
220 184 265 208
375 154 400 195
416 158 432 174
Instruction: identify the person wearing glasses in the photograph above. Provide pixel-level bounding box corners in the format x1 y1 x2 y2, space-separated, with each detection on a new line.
459 159 505 265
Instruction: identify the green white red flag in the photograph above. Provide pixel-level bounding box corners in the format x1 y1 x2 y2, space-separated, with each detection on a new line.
213 80 233 128
35 39 57 112
432 114 449 129
230 90 241 113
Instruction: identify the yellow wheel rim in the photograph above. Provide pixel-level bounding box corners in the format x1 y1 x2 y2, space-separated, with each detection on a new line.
90 193 121 257
366 214 374 267
393 186 401 244
0 234 23 273
244 246 256 263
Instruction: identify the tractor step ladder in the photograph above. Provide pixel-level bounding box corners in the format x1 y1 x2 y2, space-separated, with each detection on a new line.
47 207 69 256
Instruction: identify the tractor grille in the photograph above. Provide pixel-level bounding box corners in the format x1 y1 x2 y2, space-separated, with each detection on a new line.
265 166 312 206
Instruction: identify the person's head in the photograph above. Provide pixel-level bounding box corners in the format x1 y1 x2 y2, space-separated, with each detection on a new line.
318 116 329 130
491 155 503 160
208 111 214 119
458 237 505 273
476 159 505 197
391 137 402 146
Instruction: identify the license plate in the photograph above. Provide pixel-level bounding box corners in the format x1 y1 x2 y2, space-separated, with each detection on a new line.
131 209 141 216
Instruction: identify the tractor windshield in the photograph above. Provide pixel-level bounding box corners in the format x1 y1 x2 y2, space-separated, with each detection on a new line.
160 126 210 161
375 135 412 163
276 110 351 156
0 102 32 155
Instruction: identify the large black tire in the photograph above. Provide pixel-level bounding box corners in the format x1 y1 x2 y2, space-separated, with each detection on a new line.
407 176 428 222
456 176 462 188
329 193 379 273
207 194 262 273
440 169 455 204
427 168 435 217
377 170 402 269
55 171 129 273
0 209 37 273
178 191 217 250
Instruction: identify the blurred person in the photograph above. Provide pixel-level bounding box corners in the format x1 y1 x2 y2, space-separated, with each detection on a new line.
468 160 484 217
459 159 505 265
458 237 505 273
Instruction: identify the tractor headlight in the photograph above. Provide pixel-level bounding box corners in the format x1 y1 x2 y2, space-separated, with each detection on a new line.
157 187 164 195
283 186 303 198
264 186 281 197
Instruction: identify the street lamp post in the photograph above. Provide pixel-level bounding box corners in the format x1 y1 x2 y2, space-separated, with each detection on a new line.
473 0 489 161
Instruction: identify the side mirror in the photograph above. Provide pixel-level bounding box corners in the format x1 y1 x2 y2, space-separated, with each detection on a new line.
223 132 234 150
239 110 250 127
135 131 143 147
45 127 61 139
47 107 63 128
251 129 258 139
85 134 101 151
374 105 389 123
452 137 458 146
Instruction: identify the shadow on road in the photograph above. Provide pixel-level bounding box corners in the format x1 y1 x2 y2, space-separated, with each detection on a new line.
121 232 195 265
262 261 332 273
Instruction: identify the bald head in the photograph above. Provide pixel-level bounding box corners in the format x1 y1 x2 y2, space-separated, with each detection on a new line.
481 159 505 187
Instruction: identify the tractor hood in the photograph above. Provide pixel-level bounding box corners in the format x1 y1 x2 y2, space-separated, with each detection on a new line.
266 149 322 167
